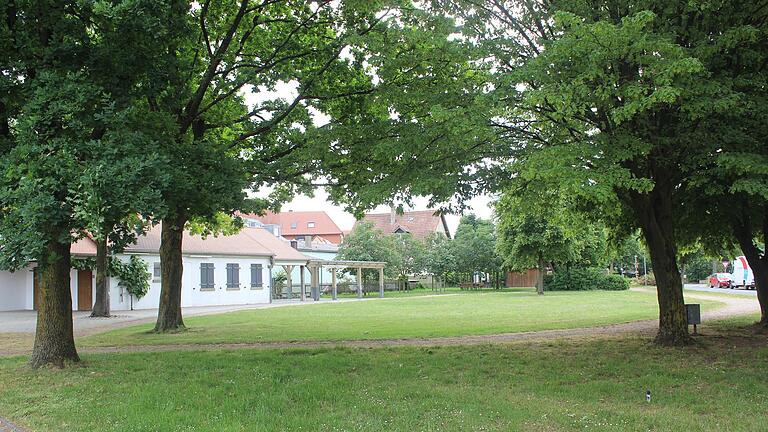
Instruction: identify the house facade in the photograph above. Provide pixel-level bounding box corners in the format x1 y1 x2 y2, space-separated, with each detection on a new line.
239 210 345 244
355 209 452 240
0 226 309 312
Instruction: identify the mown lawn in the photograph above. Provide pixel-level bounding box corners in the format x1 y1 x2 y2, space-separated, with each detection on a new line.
81 289 722 347
1 324 767 431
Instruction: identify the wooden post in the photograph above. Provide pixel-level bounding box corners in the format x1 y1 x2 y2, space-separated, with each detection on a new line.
357 267 362 299
379 267 384 298
310 266 319 301
284 265 293 300
300 265 306 301
331 268 337 301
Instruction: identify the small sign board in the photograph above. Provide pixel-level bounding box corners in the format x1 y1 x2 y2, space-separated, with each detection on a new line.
685 304 701 325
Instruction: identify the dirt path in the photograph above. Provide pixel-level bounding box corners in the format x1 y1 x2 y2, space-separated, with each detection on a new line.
0 417 26 432
0 290 758 357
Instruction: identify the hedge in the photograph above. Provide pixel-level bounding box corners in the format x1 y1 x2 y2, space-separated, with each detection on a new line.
544 267 630 291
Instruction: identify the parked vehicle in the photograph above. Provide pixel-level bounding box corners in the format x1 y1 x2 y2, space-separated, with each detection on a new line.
708 273 731 288
728 256 755 290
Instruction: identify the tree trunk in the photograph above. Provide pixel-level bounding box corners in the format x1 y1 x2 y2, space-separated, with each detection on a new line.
90 236 110 317
154 213 186 332
731 209 768 327
631 187 691 346
29 238 80 368
536 258 545 295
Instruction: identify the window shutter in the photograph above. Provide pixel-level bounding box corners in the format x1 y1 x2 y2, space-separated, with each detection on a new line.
201 263 215 289
251 264 263 288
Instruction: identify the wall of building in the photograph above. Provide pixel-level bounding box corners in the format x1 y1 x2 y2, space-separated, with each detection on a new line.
110 254 272 311
0 254 273 312
0 266 90 312
0 269 30 311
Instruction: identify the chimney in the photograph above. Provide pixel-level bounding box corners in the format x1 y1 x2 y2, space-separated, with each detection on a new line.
390 204 396 225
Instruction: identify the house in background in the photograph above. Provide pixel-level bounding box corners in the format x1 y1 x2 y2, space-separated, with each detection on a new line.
355 209 452 240
0 238 99 312
239 210 345 245
0 225 310 312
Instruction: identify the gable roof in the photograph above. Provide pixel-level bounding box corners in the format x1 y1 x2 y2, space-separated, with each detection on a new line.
71 237 98 256
124 225 308 262
355 210 451 240
239 211 343 237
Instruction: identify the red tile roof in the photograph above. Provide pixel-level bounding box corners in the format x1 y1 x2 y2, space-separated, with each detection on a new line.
239 211 343 237
124 225 308 262
71 237 97 256
355 210 451 240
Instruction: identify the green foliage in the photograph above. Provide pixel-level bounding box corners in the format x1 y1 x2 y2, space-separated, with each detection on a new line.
109 256 152 300
423 232 456 280
452 214 502 276
0 1 180 271
496 192 607 271
545 268 629 291
679 250 713 282
336 222 401 281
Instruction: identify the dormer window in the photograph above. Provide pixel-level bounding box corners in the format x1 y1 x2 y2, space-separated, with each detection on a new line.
307 222 316 228
290 222 297 229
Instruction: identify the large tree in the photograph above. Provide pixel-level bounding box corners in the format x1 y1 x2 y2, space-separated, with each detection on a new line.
495 193 585 295
429 1 759 345
146 0 504 331
684 2 768 326
0 1 179 367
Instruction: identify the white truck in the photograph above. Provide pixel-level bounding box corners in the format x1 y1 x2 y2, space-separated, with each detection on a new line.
729 256 755 290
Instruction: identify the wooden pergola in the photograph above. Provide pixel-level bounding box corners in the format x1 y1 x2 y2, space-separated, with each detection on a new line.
306 259 387 300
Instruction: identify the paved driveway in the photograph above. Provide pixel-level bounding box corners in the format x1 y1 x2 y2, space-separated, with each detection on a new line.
685 283 758 296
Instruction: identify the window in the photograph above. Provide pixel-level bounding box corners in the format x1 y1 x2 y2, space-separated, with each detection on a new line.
307 221 316 228
153 262 161 282
290 222 297 229
200 263 215 290
226 263 240 289
251 264 263 289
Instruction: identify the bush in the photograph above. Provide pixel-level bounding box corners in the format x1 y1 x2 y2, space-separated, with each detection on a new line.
545 268 630 291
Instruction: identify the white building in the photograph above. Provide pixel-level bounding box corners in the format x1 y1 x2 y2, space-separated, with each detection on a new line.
0 226 309 312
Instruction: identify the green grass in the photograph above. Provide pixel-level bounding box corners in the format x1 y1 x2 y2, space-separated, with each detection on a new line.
81 290 724 347
333 285 501 298
2 326 767 431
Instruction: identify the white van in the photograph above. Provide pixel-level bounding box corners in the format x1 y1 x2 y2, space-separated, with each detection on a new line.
729 256 755 290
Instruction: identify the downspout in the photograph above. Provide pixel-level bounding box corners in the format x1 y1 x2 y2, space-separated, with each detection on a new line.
269 256 274 304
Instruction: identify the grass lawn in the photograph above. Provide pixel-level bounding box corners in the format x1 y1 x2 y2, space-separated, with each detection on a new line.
332 286 518 298
1 323 767 431
81 289 723 347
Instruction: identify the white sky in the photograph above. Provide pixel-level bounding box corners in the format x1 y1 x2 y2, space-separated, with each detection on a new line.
278 190 496 235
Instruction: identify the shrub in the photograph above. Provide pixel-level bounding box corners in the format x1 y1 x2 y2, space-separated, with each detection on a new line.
545 268 629 291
